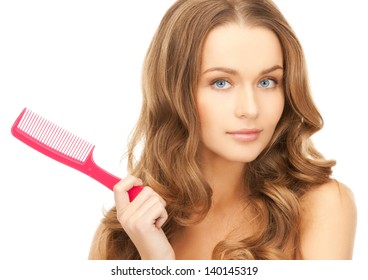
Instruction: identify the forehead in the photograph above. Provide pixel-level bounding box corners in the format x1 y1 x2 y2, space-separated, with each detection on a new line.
201 23 283 74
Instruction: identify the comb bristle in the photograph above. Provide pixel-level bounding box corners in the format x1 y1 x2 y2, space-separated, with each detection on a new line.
16 109 94 162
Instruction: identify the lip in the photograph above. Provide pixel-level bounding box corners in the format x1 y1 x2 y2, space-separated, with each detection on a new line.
226 128 262 142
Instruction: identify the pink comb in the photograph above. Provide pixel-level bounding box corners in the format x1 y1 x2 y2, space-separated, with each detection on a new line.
11 108 142 201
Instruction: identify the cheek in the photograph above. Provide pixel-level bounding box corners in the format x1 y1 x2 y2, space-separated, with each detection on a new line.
263 94 284 127
196 95 223 131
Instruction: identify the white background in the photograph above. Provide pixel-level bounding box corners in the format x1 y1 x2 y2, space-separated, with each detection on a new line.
0 0 367 277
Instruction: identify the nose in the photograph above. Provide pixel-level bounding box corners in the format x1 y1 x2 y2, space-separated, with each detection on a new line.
234 86 259 119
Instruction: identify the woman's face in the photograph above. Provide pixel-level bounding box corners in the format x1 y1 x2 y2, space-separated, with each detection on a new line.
196 23 284 163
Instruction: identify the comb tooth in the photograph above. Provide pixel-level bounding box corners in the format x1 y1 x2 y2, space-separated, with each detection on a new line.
75 140 90 161
15 108 94 163
67 136 80 159
78 143 93 161
17 109 29 130
58 131 75 155
60 133 73 154
63 134 78 156
18 109 32 132
26 114 39 137
54 129 67 153
33 115 45 138
53 129 70 151
73 140 85 160
21 111 37 135
54 130 70 152
33 117 47 141
45 124 61 148
39 118 55 144
82 143 94 161
52 128 67 151
79 142 94 161
28 113 42 138
38 120 51 144
37 119 52 143
71 137 84 160
73 140 86 161
70 137 85 159
76 139 88 160
64 136 92 162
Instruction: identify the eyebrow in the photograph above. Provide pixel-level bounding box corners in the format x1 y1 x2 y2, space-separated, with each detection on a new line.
260 65 283 75
202 65 283 76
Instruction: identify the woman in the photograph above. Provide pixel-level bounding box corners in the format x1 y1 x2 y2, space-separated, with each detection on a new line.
89 0 357 260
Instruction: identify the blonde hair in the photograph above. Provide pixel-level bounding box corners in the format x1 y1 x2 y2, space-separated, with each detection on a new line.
92 0 335 259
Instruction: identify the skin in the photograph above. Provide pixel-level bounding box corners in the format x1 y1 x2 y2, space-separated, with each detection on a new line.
114 176 175 260
297 181 357 259
196 23 284 209
108 23 357 260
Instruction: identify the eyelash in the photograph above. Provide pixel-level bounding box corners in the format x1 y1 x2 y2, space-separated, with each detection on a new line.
258 77 279 89
210 77 280 90
210 78 231 90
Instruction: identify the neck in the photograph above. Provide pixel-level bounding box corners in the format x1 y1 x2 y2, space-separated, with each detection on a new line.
199 150 248 210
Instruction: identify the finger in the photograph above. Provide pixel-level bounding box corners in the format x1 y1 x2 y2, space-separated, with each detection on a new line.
114 176 144 211
125 187 166 220
131 186 166 208
147 201 169 229
155 208 168 229
134 195 168 229
122 188 167 224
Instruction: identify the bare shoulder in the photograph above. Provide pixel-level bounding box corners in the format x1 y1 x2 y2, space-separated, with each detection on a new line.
301 180 356 211
298 180 357 259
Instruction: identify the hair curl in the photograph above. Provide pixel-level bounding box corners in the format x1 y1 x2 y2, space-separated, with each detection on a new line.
91 0 335 260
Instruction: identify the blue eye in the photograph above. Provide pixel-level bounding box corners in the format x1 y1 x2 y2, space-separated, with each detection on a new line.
212 79 231 90
258 78 277 88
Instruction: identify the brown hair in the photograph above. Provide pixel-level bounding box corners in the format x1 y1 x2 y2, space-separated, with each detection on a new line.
91 0 335 259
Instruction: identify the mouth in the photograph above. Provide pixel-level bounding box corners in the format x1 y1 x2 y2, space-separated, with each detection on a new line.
226 128 262 142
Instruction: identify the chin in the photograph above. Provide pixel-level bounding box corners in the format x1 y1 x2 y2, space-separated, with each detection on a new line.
224 145 266 163
230 155 260 163
200 141 266 164
220 150 262 163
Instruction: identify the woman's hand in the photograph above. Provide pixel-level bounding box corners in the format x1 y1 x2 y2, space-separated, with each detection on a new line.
114 175 175 260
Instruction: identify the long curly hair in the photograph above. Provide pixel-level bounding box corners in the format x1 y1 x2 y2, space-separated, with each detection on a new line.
93 0 335 259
